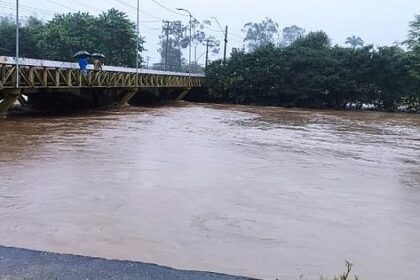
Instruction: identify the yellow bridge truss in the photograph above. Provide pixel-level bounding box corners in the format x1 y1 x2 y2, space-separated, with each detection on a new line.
0 64 204 89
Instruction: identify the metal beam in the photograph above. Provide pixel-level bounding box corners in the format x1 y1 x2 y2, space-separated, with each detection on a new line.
176 88 191 100
118 88 138 108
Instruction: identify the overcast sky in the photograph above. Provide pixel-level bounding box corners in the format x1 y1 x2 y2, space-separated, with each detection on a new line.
2 0 420 65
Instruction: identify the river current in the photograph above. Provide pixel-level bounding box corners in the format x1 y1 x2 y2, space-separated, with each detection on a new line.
0 103 419 279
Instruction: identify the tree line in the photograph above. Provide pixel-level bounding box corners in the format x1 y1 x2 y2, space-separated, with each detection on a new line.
0 9 142 67
204 16 420 112
0 11 219 73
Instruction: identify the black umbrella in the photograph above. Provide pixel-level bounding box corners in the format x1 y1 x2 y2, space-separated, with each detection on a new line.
91 53 106 58
73 51 91 58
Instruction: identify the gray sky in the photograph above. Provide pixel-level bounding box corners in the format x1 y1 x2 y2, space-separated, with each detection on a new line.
2 0 420 65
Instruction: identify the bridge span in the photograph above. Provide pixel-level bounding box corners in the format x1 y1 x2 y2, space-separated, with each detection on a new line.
0 56 205 115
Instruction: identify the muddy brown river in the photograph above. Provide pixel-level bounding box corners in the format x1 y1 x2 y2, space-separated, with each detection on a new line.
0 103 419 279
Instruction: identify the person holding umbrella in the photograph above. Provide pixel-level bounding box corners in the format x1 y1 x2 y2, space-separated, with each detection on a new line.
74 51 90 77
92 53 105 71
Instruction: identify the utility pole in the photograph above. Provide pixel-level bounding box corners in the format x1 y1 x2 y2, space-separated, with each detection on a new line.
146 56 150 69
223 25 228 64
136 0 140 81
211 17 228 64
194 45 197 68
15 0 19 88
164 21 170 71
188 13 192 83
205 39 210 69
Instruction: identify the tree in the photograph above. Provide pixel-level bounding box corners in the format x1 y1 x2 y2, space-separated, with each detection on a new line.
280 25 305 47
193 19 221 60
158 20 187 71
93 9 143 66
202 20 419 113
292 31 331 49
36 12 96 61
242 17 279 52
406 14 420 51
0 16 43 58
158 19 220 72
369 46 413 110
36 9 143 66
405 15 420 111
345 35 364 49
0 16 18 56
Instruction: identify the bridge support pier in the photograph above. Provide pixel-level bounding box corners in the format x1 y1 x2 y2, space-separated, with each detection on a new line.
118 88 138 108
0 89 21 116
176 88 191 101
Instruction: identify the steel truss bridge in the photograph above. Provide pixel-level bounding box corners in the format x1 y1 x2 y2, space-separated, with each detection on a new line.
0 56 205 115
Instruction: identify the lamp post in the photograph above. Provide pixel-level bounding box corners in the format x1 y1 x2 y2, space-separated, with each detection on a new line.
136 0 140 85
16 0 19 88
211 16 228 64
176 8 192 86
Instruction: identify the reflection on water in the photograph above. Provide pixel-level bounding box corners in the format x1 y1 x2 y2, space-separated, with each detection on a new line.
0 103 419 279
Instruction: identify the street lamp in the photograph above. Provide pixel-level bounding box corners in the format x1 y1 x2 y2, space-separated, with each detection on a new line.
176 7 192 86
211 16 224 33
136 0 140 85
16 0 19 88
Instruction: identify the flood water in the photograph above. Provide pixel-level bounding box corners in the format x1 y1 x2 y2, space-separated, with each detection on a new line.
0 103 419 280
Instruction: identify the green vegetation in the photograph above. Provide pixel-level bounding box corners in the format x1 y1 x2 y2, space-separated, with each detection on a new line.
0 9 143 67
204 17 420 112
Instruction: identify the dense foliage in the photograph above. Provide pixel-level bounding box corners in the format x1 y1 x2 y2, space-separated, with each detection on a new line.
0 9 143 67
205 19 420 112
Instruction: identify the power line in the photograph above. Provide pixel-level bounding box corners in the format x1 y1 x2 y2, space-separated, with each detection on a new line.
61 0 103 12
0 4 54 17
229 31 243 39
1 1 52 13
44 0 77 12
107 0 164 21
0 2 162 37
150 0 188 17
204 26 224 33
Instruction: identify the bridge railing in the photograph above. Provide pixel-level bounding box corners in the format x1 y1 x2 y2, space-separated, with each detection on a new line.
0 56 204 89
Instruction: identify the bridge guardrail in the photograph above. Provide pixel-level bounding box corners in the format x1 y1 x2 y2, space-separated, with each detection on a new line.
0 56 204 89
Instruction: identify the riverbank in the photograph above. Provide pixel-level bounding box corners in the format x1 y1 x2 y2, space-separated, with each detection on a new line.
186 94 420 114
195 88 420 114
0 246 256 280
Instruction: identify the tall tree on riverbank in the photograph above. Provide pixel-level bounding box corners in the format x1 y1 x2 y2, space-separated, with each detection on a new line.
405 15 420 107
158 20 187 71
242 17 279 52
406 15 420 51
158 19 220 71
280 25 305 47
345 35 364 49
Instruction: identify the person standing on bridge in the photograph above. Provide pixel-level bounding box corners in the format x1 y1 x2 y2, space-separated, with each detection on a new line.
92 53 105 71
79 57 88 77
93 58 103 71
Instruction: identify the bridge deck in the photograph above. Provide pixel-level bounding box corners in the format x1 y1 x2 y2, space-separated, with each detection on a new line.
0 56 204 89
